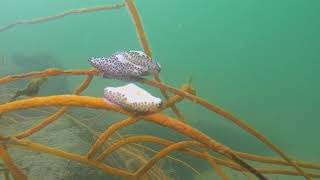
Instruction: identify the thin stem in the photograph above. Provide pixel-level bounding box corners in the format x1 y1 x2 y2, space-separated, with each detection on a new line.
134 141 199 178
204 151 229 180
0 145 27 180
11 139 134 178
0 95 265 179
15 75 93 139
0 3 125 33
141 79 311 179
125 0 186 122
87 117 139 158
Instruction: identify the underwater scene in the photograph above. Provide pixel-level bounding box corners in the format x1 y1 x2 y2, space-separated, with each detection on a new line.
0 0 319 179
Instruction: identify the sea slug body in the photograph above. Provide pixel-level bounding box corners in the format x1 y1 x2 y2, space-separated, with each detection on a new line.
103 83 162 113
88 50 161 81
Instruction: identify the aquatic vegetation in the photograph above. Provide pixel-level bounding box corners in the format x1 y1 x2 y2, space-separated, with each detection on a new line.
104 83 162 113
10 52 70 94
0 0 320 180
10 77 48 101
89 50 161 81
0 70 320 179
0 3 125 33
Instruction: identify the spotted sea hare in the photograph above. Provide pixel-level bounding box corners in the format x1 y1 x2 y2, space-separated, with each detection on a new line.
88 50 161 81
104 83 162 113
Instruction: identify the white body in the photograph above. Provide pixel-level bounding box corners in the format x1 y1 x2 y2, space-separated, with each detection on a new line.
104 83 162 112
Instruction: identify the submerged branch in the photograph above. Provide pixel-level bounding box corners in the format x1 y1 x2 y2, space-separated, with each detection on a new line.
0 3 125 33
0 68 313 179
125 0 186 122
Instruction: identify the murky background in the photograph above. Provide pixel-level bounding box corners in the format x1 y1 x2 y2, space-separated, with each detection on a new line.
0 0 319 179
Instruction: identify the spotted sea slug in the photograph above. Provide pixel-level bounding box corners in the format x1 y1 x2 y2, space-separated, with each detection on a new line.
103 83 162 113
88 51 161 81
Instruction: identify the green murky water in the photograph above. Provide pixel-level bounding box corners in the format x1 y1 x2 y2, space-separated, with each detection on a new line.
0 0 319 179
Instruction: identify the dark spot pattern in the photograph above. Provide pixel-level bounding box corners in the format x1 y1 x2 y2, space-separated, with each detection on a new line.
88 51 161 81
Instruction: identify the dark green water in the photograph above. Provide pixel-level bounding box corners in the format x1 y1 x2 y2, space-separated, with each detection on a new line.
0 0 319 179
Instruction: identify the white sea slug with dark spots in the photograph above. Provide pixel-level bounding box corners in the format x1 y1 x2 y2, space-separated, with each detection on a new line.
88 51 161 81
103 83 162 113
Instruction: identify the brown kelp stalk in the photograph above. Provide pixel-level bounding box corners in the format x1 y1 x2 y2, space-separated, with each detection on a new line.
0 68 313 179
14 75 93 139
0 145 27 180
11 138 134 179
0 96 267 179
0 1 318 177
122 1 309 178
141 79 311 179
125 0 186 122
0 3 125 33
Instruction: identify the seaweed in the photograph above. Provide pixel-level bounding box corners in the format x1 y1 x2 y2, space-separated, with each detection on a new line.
0 1 320 180
10 77 48 101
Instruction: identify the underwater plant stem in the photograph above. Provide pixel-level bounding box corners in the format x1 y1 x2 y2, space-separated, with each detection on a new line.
15 107 68 139
0 68 313 178
97 134 226 175
102 135 202 176
99 135 320 178
132 140 266 180
141 79 311 179
125 0 151 57
73 74 94 95
235 151 320 170
14 75 93 139
257 169 320 178
204 151 229 180
97 135 177 161
134 141 200 178
0 3 125 33
155 74 187 122
63 116 161 178
125 0 186 123
87 116 139 158
227 153 267 180
0 146 27 180
12 139 134 178
0 95 265 179
0 68 98 85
